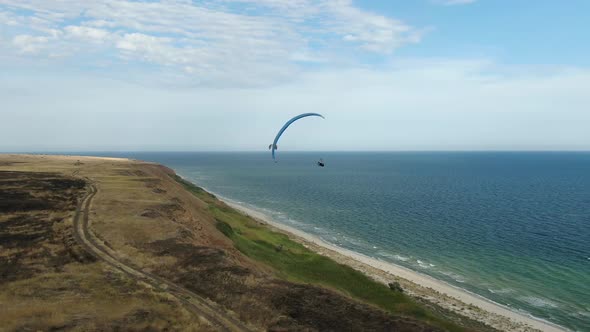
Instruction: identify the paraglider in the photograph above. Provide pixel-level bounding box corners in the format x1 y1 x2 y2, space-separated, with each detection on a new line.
270 113 324 162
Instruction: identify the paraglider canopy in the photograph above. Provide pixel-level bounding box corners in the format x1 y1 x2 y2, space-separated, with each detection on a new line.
270 113 324 161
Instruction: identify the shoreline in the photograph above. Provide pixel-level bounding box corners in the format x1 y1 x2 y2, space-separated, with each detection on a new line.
182 176 567 332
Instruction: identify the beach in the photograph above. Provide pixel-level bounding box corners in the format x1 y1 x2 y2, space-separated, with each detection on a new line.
220 197 567 332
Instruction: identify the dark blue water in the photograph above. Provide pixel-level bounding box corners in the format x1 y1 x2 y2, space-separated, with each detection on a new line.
83 152 590 330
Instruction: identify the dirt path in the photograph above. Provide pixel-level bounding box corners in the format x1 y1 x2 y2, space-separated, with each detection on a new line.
72 183 254 332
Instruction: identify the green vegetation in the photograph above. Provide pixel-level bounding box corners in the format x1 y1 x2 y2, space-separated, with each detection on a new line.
389 281 405 293
174 175 467 331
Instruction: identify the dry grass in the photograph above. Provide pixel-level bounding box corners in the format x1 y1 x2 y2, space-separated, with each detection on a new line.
0 155 211 331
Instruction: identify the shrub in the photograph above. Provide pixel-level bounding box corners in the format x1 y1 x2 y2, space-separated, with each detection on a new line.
388 281 404 293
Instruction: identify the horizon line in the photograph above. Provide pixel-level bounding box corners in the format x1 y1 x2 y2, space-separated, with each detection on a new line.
2 150 590 154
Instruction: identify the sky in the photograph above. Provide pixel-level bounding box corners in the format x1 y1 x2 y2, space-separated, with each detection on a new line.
1 0 589 152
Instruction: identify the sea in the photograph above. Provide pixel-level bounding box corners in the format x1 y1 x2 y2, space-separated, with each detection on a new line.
79 152 590 331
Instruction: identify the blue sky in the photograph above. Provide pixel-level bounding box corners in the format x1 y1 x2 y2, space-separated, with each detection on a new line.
383 1 590 66
1 0 589 151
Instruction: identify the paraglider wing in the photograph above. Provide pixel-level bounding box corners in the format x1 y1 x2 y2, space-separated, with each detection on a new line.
271 113 324 161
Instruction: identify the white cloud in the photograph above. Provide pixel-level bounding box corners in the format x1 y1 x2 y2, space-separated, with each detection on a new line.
12 34 50 53
116 33 170 53
324 0 419 52
64 26 111 43
0 0 421 86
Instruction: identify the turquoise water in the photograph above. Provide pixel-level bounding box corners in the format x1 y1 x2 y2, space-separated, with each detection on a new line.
97 152 589 330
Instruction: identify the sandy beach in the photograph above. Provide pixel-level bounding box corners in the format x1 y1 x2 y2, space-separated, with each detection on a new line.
218 197 567 332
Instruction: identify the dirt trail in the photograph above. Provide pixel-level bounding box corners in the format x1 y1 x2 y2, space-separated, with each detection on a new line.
72 183 254 332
